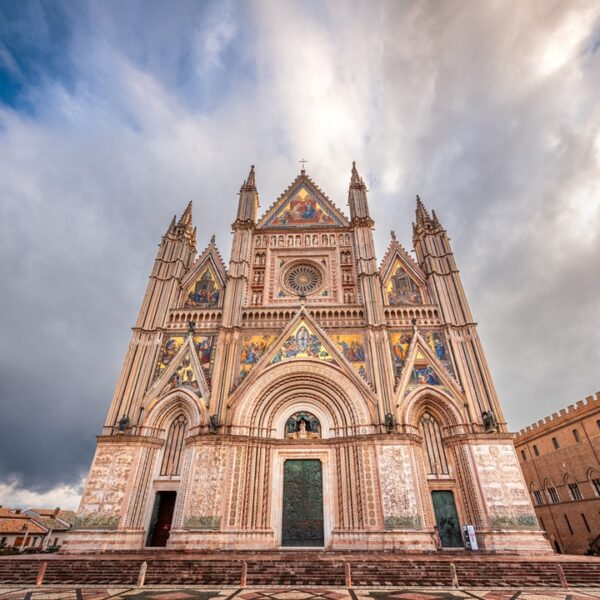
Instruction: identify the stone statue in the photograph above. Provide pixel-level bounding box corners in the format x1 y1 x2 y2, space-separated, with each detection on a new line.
384 413 395 433
209 414 219 433
117 415 130 433
482 410 498 432
188 320 196 334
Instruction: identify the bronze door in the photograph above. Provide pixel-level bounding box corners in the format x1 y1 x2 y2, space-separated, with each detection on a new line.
431 490 463 548
282 459 324 546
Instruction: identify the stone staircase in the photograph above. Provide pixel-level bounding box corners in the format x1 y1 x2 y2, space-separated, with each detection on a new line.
350 560 452 586
1 553 600 587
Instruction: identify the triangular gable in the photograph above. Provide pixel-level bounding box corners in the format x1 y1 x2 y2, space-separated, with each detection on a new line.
391 330 463 403
147 334 213 402
257 174 349 229
271 319 335 363
229 309 376 402
382 255 426 306
379 237 427 305
180 241 227 309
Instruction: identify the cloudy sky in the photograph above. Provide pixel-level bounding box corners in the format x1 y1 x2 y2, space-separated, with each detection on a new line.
1 0 600 510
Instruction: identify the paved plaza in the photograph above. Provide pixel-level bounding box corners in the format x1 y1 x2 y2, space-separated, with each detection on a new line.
2 587 600 600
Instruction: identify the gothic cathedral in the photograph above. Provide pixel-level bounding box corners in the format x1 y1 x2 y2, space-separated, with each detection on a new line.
65 164 549 553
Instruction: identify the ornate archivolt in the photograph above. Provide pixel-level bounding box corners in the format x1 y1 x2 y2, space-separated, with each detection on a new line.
229 360 376 438
400 387 465 431
143 388 208 431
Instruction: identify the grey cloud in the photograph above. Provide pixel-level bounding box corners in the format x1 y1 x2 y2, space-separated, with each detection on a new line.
0 0 599 497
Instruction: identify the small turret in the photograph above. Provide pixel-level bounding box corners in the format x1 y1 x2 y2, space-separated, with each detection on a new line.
236 165 259 224
348 161 370 221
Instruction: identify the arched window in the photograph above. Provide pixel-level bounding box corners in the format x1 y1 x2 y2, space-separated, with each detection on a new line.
419 411 449 476
160 414 188 476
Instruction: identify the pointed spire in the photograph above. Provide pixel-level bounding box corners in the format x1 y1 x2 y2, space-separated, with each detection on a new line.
166 215 176 233
241 165 256 192
415 195 433 229
236 164 259 224
178 201 193 227
350 160 366 190
348 161 371 221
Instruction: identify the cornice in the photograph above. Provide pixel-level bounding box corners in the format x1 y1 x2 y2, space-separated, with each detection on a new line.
96 435 164 447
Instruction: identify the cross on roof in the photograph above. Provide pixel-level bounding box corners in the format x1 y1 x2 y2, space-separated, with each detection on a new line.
299 158 308 172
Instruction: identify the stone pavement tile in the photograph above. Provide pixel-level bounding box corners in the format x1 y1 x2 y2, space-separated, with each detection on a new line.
365 592 470 600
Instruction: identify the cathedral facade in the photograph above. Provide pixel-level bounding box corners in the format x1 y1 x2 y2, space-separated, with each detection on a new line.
65 165 550 553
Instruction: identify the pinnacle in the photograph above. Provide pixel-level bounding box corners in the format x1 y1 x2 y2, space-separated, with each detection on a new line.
241 164 257 191
415 195 432 228
178 201 193 227
350 160 366 190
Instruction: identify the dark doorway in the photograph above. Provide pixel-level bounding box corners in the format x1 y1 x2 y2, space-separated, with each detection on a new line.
146 491 177 547
431 490 463 548
282 459 324 546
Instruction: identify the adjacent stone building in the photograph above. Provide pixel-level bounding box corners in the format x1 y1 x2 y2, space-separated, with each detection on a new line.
65 164 549 554
515 392 600 555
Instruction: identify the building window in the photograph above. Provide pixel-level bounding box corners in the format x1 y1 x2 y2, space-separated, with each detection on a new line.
533 490 544 505
533 445 540 456
582 513 591 533
539 516 545 530
573 429 580 443
552 437 560 449
564 514 574 534
592 479 600 497
548 487 560 503
160 413 188 476
568 482 583 501
521 450 527 461
597 419 600 429
418 411 450 476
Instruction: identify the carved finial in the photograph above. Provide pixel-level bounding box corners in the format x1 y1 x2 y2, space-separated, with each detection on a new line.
390 230 396 241
188 320 196 335
210 234 216 244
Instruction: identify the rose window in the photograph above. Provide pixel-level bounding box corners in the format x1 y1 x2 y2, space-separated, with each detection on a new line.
283 263 323 296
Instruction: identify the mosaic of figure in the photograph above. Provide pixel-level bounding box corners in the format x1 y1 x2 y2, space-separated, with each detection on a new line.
155 336 186 378
270 187 336 227
389 332 412 378
412 365 440 386
272 324 333 363
184 267 220 308
331 333 369 381
239 334 277 382
423 330 455 376
164 354 199 392
286 411 321 439
155 335 213 385
385 264 422 305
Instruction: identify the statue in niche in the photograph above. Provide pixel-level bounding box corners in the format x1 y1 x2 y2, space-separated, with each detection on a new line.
482 410 498 432
117 415 130 434
285 411 321 439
